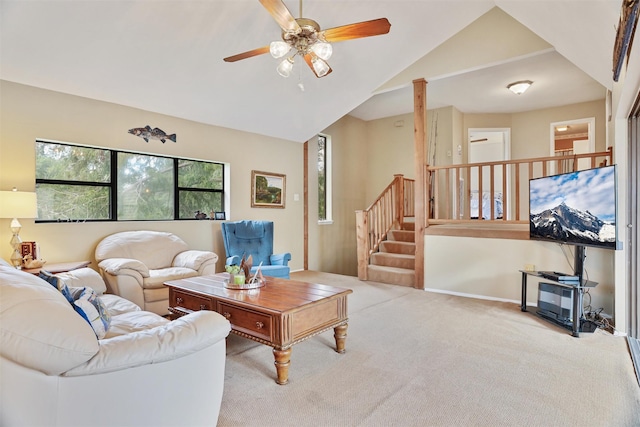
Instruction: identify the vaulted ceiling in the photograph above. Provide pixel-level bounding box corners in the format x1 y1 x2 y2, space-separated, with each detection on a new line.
0 1 619 143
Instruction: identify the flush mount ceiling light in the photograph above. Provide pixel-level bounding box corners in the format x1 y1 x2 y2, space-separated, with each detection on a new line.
556 126 569 132
223 0 390 78
507 80 533 95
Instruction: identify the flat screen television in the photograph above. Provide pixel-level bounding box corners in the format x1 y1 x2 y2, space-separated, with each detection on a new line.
529 164 617 250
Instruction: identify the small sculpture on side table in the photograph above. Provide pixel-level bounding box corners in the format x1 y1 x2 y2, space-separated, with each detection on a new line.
23 254 46 269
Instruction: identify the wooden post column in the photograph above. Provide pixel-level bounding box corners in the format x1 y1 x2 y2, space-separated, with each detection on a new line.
355 210 369 280
393 174 405 227
413 78 427 290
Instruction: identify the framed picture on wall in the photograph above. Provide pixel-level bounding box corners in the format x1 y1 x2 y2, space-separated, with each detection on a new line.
251 170 285 208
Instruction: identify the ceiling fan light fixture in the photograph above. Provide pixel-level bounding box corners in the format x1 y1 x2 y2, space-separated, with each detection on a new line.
270 41 291 59
222 1 390 80
311 56 330 77
277 57 294 77
311 41 333 60
507 80 533 95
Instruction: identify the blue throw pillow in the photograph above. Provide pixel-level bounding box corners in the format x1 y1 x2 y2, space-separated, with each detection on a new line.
38 269 62 289
39 270 111 339
72 287 111 339
39 270 74 303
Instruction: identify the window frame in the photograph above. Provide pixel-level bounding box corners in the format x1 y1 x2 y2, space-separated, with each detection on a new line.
35 140 225 223
317 134 333 224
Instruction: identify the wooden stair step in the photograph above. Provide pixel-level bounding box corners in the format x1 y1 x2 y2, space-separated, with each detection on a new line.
388 229 415 242
367 265 415 287
380 240 415 255
370 252 415 269
401 221 415 231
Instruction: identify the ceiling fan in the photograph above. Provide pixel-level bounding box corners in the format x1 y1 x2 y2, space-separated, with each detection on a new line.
223 0 391 78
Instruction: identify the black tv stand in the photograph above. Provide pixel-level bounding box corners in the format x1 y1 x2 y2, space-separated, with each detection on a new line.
519 270 598 337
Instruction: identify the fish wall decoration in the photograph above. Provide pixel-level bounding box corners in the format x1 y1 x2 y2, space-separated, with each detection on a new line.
128 126 177 143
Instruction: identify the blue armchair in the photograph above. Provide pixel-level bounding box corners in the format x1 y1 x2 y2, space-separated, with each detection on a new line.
221 220 291 279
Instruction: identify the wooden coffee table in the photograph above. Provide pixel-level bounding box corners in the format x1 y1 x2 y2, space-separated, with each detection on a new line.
165 273 352 385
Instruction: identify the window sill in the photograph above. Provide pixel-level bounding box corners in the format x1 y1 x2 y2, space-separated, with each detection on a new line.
318 220 333 225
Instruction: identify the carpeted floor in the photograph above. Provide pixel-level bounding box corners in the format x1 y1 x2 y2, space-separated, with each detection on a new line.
217 271 640 426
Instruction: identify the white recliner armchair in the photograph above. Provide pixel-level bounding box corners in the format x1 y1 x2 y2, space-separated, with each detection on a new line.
0 265 231 427
95 230 218 315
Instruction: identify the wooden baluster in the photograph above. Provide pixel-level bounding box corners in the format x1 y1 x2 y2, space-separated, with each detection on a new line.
490 164 495 220
502 163 508 221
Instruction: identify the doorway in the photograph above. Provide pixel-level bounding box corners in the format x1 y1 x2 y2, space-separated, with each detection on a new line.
466 128 512 219
549 117 595 173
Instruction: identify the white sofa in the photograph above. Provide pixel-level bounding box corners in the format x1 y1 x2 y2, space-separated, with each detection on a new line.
95 230 218 315
0 266 231 427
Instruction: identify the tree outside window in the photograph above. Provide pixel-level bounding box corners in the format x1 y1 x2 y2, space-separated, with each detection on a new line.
36 140 225 222
318 134 332 222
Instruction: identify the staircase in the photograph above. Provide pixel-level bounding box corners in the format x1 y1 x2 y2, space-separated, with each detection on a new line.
367 222 415 287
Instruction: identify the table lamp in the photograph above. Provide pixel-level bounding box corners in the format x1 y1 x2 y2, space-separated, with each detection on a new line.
0 188 38 268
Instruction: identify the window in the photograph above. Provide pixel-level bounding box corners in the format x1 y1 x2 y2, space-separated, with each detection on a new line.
36 143 112 221
117 152 173 220
317 134 332 223
36 140 224 222
177 159 224 219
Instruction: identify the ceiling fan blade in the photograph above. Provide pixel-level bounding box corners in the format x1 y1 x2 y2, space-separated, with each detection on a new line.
223 46 271 62
303 53 333 78
322 18 391 42
259 0 301 33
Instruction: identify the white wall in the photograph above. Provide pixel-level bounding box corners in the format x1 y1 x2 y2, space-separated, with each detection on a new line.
608 24 640 335
425 236 615 315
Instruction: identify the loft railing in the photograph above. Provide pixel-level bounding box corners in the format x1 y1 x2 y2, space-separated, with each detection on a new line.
425 149 613 224
355 174 414 280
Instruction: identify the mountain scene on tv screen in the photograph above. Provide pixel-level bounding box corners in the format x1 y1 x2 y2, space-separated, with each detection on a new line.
530 202 615 247
529 166 616 248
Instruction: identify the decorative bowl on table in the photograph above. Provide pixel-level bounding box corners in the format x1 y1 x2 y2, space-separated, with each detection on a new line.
223 267 265 290
224 278 265 290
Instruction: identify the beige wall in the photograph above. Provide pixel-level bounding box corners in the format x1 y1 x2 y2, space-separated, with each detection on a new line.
360 106 460 202
0 81 304 272
307 115 368 276
463 100 605 162
362 112 415 202
510 100 607 160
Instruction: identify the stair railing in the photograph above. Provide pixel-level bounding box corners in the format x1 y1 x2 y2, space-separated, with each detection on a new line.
356 174 415 280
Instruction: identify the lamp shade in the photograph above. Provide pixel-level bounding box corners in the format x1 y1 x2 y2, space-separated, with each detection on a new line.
0 191 37 219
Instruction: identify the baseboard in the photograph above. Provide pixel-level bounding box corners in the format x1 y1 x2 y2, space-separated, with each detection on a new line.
423 287 524 305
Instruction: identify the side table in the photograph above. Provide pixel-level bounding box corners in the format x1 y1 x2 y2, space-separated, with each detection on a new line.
23 260 91 275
